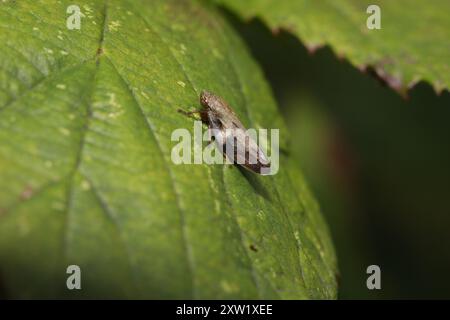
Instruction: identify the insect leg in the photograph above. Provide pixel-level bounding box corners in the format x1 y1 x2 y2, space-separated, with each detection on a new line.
177 108 208 122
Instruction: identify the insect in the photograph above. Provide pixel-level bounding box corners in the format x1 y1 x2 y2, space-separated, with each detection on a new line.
179 91 271 175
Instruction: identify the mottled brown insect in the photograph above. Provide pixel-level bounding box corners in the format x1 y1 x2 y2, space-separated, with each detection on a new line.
180 91 271 175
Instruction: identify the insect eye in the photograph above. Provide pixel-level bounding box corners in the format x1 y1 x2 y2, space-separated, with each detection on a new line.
200 96 208 106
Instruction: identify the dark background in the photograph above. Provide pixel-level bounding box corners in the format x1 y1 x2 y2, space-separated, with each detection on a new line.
226 11 450 299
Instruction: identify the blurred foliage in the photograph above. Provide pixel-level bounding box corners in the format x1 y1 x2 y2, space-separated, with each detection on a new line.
226 11 450 299
218 0 450 94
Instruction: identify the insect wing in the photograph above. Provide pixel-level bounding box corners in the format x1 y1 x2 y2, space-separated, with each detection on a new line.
224 128 271 175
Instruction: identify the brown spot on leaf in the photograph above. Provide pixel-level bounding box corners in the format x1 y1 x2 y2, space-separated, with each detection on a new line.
20 185 34 200
364 65 407 98
305 43 325 55
271 26 282 35
271 22 297 36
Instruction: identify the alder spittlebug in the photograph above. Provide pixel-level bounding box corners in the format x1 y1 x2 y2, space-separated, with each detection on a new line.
179 91 271 175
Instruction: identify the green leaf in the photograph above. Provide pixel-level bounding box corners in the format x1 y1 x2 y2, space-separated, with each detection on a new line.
216 0 450 94
0 0 336 299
